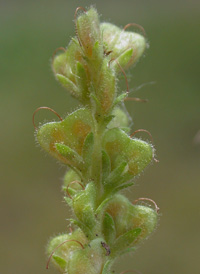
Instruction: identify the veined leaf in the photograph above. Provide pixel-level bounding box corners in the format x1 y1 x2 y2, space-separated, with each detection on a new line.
111 228 141 257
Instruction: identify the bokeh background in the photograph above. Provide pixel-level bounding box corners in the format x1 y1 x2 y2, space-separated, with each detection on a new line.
1 0 200 273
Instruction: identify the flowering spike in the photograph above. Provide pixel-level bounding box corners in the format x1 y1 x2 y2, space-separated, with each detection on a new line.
34 6 159 274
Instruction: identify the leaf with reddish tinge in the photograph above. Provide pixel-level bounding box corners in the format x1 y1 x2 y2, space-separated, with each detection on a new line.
37 108 94 167
103 128 153 178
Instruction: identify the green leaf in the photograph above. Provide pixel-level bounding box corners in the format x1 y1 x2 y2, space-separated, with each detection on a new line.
55 143 84 170
95 196 113 215
102 150 111 183
63 186 77 196
102 260 113 274
52 51 67 76
103 128 153 178
92 40 103 63
76 62 89 102
103 213 116 245
104 161 128 190
82 132 94 171
64 196 73 207
111 228 141 257
37 108 94 166
108 106 130 130
103 115 115 127
73 182 96 230
52 255 66 270
90 93 102 113
70 219 93 239
111 48 133 72
63 169 81 190
112 181 134 193
113 93 127 107
56 73 80 98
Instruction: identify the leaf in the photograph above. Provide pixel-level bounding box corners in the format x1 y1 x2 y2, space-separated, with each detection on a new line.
64 196 73 207
73 182 96 230
103 128 153 178
90 93 102 111
37 108 94 166
104 161 128 190
52 255 66 270
102 150 111 183
52 51 67 76
70 219 93 239
92 41 104 64
95 196 113 215
111 48 133 72
111 228 141 257
82 132 94 171
113 93 127 107
63 186 77 196
103 115 115 127
112 181 134 193
108 106 130 129
76 62 89 102
55 143 84 170
103 213 116 245
56 73 80 98
102 260 113 274
63 169 81 190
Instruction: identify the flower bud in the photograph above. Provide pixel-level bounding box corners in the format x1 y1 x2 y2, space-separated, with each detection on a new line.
103 128 153 180
47 229 88 272
127 204 158 244
76 7 102 57
52 39 83 99
108 107 131 132
102 194 158 255
95 59 116 114
103 195 130 239
63 169 81 191
37 108 93 169
67 238 106 274
101 22 146 71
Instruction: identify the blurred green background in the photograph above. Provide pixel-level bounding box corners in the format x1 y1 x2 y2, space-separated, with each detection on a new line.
1 0 200 273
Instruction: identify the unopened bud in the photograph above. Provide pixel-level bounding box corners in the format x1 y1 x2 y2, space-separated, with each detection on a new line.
46 229 88 271
101 22 146 71
76 7 102 57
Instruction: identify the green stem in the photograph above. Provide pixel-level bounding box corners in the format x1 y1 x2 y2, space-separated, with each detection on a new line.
91 116 105 205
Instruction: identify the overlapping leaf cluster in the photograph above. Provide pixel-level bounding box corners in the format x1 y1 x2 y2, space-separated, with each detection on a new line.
36 7 158 274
